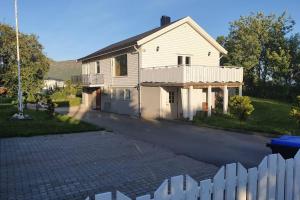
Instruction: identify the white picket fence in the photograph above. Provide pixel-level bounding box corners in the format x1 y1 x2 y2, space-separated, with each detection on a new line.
85 151 300 200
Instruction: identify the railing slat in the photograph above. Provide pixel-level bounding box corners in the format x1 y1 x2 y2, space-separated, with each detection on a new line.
95 192 112 200
258 157 268 200
225 163 236 200
285 158 294 200
186 175 199 200
237 163 247 200
199 179 212 200
268 154 277 200
213 166 225 200
247 167 258 200
170 175 184 200
276 154 285 200
154 179 169 200
294 151 300 200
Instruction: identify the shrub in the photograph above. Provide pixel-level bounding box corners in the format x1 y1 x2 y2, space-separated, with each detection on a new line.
290 96 300 127
229 95 254 121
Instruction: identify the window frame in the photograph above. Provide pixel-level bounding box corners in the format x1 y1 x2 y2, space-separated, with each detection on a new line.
177 56 183 66
96 61 100 74
185 56 191 66
114 54 128 77
169 91 175 103
124 89 131 101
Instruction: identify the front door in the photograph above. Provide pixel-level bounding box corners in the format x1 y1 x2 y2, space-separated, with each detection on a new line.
166 88 178 119
96 88 101 110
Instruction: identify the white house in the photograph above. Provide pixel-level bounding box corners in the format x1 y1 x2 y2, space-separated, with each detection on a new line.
75 16 243 120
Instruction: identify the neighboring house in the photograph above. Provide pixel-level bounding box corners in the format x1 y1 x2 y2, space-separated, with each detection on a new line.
44 60 81 90
75 16 243 120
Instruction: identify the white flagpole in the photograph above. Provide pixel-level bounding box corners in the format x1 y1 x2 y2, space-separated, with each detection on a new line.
14 0 23 115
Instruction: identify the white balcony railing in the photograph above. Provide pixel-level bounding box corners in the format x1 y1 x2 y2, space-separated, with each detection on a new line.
72 74 104 86
141 65 243 83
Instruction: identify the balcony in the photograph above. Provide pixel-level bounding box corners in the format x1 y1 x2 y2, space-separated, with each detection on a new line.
71 74 104 86
141 65 243 84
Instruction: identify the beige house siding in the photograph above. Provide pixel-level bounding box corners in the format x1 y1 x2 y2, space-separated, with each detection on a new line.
81 50 139 87
141 22 220 68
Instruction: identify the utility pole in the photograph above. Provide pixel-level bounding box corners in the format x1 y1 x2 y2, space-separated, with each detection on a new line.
15 0 23 116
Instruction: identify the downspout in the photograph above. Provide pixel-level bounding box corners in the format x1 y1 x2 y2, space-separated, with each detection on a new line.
134 45 142 118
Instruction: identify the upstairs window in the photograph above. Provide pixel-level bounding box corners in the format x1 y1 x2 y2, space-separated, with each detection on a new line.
114 54 127 76
96 61 100 73
185 57 191 66
177 56 183 66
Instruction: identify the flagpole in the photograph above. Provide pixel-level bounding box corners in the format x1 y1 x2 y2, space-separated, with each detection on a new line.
14 0 23 115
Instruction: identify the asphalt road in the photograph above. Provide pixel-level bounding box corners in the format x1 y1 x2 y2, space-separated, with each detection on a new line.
58 106 271 168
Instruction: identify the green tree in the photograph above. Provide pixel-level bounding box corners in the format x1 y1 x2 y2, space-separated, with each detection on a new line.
229 96 254 121
290 96 300 126
0 23 49 100
218 12 295 89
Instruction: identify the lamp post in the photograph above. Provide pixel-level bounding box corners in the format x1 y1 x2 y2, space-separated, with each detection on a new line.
15 0 23 115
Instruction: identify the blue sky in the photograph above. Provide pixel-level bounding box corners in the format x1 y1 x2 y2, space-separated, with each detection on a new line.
1 0 300 61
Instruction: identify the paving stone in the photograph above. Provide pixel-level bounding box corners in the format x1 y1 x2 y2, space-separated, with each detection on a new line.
0 131 217 200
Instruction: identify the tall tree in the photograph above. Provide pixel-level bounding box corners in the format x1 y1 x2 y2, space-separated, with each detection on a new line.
218 12 295 89
0 23 49 99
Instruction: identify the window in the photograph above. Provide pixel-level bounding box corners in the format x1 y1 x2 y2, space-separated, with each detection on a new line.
169 91 175 103
177 56 183 66
124 89 131 100
114 54 127 76
185 57 191 66
118 89 124 100
96 61 100 73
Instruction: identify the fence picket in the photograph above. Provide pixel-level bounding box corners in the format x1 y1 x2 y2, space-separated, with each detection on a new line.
199 179 212 200
225 163 236 200
171 175 184 200
285 158 294 200
136 195 151 200
258 157 268 200
186 175 199 200
294 151 300 200
268 154 278 200
213 166 225 200
116 191 131 200
95 192 112 200
237 163 247 200
247 167 258 200
154 180 169 200
276 154 285 200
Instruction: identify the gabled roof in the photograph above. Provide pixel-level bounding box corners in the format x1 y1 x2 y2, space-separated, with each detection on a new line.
78 17 227 61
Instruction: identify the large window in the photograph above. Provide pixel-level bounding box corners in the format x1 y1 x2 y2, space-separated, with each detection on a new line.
96 61 100 73
114 54 127 76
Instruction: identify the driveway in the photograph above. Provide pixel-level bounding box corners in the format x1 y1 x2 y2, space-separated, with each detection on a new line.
0 131 217 200
57 106 271 168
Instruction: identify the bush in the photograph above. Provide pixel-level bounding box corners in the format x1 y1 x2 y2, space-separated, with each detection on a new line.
229 95 254 121
290 96 300 127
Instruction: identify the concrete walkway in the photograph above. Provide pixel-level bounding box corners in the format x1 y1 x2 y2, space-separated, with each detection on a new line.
57 106 271 168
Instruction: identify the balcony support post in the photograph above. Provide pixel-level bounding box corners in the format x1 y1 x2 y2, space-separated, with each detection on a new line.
223 85 228 114
207 85 212 117
188 85 193 121
239 84 242 96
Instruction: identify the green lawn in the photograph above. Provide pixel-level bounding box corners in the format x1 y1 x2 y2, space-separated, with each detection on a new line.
0 104 102 138
194 97 299 135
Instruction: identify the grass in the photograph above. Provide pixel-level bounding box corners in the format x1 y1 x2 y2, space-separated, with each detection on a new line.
53 97 81 107
0 104 102 138
194 97 299 135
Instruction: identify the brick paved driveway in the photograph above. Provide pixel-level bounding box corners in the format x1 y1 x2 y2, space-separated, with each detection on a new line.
0 131 217 200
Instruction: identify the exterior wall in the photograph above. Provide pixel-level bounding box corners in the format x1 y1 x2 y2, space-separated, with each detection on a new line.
101 87 139 116
141 86 161 119
82 50 139 87
82 88 97 109
141 23 220 68
180 88 204 118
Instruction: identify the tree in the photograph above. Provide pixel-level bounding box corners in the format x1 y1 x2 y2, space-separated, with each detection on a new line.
218 12 296 90
0 23 49 100
229 96 254 121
